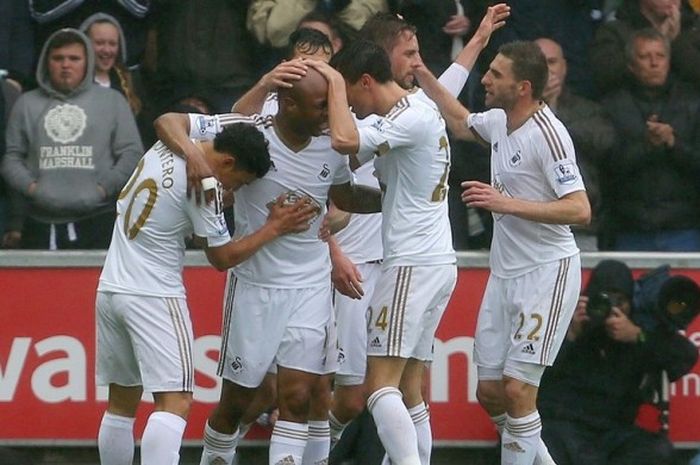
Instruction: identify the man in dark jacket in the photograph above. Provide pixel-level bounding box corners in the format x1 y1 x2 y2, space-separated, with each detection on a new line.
599 27 700 251
538 259 699 465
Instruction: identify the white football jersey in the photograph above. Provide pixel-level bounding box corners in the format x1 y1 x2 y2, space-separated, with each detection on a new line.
356 90 456 267
188 113 352 288
99 142 231 297
467 105 585 278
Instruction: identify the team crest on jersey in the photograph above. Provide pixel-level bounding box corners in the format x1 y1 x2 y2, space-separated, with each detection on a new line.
318 163 330 180
509 150 522 167
195 115 217 136
555 161 578 185
44 104 86 143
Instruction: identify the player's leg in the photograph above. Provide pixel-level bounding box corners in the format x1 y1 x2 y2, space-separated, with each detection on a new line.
330 262 381 444
238 371 278 440
202 278 289 465
302 373 333 465
271 284 334 465
96 291 143 465
498 256 581 465
141 391 194 465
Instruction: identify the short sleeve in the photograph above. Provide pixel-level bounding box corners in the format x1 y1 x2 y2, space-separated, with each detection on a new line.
539 129 587 198
188 113 257 140
332 156 353 185
186 183 231 247
357 113 419 163
467 109 505 144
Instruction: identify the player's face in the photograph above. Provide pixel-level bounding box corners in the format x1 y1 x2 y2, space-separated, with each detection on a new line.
481 54 520 111
389 31 420 89
628 37 669 88
296 87 329 136
345 78 373 119
88 22 120 74
47 43 87 92
221 166 257 191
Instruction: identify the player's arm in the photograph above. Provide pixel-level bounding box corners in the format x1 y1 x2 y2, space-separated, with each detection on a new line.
452 4 509 73
306 60 360 155
232 59 307 114
414 65 474 141
204 196 317 271
462 182 591 225
328 182 382 214
154 112 212 201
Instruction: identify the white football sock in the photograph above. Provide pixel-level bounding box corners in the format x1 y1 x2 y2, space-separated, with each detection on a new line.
492 412 555 465
140 411 186 465
302 420 330 465
98 412 135 465
328 410 347 448
408 402 431 465
501 411 541 465
269 420 308 465
367 387 420 465
199 421 240 465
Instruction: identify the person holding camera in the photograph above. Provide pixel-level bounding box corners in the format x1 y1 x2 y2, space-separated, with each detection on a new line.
537 259 699 465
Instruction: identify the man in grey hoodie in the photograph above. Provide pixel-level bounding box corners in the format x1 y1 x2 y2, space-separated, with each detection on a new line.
1 28 142 249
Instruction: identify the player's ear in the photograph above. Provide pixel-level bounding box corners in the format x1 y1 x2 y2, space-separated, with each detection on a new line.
360 73 372 89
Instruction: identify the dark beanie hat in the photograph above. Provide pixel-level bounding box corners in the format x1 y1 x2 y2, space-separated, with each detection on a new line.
585 259 634 300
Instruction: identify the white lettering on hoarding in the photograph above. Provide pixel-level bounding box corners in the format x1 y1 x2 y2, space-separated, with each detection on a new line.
32 336 86 402
0 337 32 401
430 336 477 403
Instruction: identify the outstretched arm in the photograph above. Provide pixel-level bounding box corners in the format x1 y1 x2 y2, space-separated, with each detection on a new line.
462 182 591 225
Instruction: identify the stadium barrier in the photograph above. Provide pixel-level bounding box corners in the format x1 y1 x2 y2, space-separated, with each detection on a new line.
1 251 698 447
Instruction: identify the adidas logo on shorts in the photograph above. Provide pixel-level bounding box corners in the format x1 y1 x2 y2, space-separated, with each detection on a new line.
503 441 525 453
370 337 382 348
274 455 296 465
521 343 536 355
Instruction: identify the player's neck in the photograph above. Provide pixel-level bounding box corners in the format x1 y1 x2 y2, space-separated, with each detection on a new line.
273 114 312 151
375 82 410 116
506 100 544 134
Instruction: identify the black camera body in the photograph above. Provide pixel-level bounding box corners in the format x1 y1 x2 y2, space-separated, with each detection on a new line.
586 292 624 327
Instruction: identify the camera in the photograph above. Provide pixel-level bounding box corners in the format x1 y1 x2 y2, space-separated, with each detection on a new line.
586 292 624 327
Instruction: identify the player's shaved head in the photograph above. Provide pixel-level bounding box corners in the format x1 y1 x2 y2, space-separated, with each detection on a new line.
278 65 329 138
281 66 328 103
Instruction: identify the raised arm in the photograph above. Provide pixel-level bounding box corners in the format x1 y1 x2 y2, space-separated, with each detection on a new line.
415 66 473 141
232 59 308 114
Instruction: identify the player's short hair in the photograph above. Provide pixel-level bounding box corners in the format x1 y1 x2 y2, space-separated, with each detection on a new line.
213 123 271 178
287 27 334 59
625 28 670 64
360 12 417 54
330 39 393 84
498 41 549 100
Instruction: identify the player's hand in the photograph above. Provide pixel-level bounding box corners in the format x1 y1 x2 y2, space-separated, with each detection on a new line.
461 180 510 213
261 58 308 91
1 230 21 249
306 59 344 87
471 3 510 48
331 249 364 299
268 194 317 234
567 295 590 341
185 144 216 205
443 14 470 37
605 307 641 343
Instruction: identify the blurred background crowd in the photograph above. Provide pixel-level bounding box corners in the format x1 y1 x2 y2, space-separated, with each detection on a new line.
1 0 700 252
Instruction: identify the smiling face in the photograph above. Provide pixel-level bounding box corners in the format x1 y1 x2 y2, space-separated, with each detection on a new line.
481 54 521 111
47 42 87 92
87 21 120 74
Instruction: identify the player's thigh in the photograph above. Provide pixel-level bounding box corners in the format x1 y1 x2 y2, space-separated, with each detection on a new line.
473 274 512 374
506 255 580 368
277 284 334 376
334 263 381 385
123 294 195 393
367 264 456 360
219 277 293 388
96 292 141 388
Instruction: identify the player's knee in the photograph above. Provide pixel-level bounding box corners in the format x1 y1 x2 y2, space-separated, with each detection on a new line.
278 385 312 420
154 391 193 418
476 383 502 412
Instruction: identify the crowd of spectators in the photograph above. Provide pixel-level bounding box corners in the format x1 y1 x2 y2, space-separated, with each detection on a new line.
1 0 700 252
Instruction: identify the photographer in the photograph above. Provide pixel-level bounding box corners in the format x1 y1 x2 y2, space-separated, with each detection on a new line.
538 260 698 465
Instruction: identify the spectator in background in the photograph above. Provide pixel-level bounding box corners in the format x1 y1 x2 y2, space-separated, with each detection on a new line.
0 28 142 249
599 28 700 251
538 259 699 465
0 77 22 247
0 0 35 91
80 13 142 115
590 0 699 96
29 0 149 68
535 37 616 251
142 0 258 115
673 8 700 89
